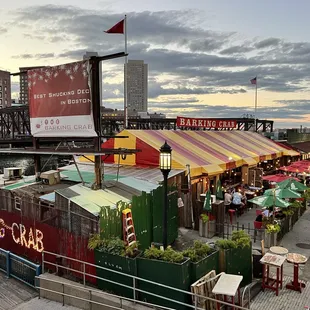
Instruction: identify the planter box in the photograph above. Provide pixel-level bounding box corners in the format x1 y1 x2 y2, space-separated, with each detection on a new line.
264 232 277 248
199 219 204 237
199 219 216 238
289 216 292 230
190 250 219 283
207 220 216 238
219 246 252 287
94 250 139 299
137 256 191 310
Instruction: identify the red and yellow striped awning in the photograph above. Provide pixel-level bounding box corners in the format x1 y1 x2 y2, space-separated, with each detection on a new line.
80 130 300 177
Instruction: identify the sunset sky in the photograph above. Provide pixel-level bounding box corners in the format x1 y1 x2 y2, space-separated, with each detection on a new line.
1 0 310 128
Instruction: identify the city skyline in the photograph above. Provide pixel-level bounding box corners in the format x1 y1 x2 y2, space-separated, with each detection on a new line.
1 1 310 127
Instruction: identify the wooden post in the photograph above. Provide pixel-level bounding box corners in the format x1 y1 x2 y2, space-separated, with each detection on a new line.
91 57 102 189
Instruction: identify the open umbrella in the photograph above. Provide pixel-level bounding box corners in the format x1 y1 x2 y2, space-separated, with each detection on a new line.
248 195 291 208
262 174 299 183
216 179 224 200
203 189 212 211
277 179 308 192
264 188 301 199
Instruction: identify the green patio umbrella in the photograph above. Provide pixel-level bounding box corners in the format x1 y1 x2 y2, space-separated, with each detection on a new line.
277 178 308 192
203 189 212 211
216 179 224 200
249 189 291 221
248 195 291 208
264 188 301 199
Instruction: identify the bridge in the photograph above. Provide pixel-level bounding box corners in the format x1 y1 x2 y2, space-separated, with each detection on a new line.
0 105 274 147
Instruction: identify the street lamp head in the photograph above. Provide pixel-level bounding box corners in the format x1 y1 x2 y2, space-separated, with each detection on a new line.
160 141 172 172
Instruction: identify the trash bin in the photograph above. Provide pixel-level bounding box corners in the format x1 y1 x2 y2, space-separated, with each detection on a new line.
252 249 263 279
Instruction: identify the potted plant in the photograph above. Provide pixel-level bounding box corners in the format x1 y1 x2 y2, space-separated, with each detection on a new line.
216 230 252 286
291 200 303 218
264 223 281 248
199 214 216 238
283 208 294 230
137 246 191 310
88 235 140 298
183 240 219 282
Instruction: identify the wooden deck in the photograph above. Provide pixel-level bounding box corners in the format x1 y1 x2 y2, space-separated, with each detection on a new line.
0 272 37 310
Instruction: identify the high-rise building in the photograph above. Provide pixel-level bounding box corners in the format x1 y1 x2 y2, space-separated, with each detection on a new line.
0 70 11 109
19 66 45 104
83 52 103 105
125 60 148 113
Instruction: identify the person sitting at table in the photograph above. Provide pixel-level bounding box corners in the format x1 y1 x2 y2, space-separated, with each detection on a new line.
232 189 244 215
255 207 273 222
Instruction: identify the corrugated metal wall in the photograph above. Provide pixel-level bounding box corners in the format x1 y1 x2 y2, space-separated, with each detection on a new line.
99 186 178 249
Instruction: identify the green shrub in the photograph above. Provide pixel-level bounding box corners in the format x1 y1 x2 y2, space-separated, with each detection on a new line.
200 214 209 223
266 223 281 234
144 246 184 263
215 239 237 249
88 235 139 258
291 200 303 208
283 209 294 216
216 230 251 249
182 240 212 262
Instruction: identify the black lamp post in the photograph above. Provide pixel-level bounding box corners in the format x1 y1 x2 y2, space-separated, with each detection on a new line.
159 141 172 249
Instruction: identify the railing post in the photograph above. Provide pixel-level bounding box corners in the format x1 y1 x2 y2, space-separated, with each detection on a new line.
4 251 10 278
89 290 92 310
83 263 86 286
42 251 44 274
132 277 136 303
62 283 65 306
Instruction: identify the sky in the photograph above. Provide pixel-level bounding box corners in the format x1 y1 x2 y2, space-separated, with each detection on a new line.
1 0 310 128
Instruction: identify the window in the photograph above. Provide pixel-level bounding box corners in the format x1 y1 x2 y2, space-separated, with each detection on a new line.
0 86 2 91
15 198 21 211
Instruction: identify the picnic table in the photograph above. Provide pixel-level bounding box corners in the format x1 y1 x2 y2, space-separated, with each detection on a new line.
212 273 243 310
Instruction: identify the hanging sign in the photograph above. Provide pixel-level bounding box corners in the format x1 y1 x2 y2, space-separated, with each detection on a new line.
176 116 237 129
28 60 97 137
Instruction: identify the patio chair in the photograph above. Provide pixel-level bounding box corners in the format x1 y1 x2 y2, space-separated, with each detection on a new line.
254 221 263 241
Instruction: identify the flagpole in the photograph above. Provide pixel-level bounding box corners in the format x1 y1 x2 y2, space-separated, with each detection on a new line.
124 15 128 129
254 76 258 132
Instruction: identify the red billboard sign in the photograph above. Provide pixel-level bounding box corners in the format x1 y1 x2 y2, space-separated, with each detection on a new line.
176 116 237 129
28 60 97 137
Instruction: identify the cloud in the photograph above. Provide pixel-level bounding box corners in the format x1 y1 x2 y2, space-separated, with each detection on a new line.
0 27 7 35
12 53 55 59
220 45 254 55
7 4 310 125
254 38 281 49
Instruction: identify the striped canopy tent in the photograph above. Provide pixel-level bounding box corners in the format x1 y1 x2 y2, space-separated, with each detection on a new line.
81 130 300 177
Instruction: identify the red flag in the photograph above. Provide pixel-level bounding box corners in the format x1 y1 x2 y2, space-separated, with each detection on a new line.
104 19 124 34
250 77 257 85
